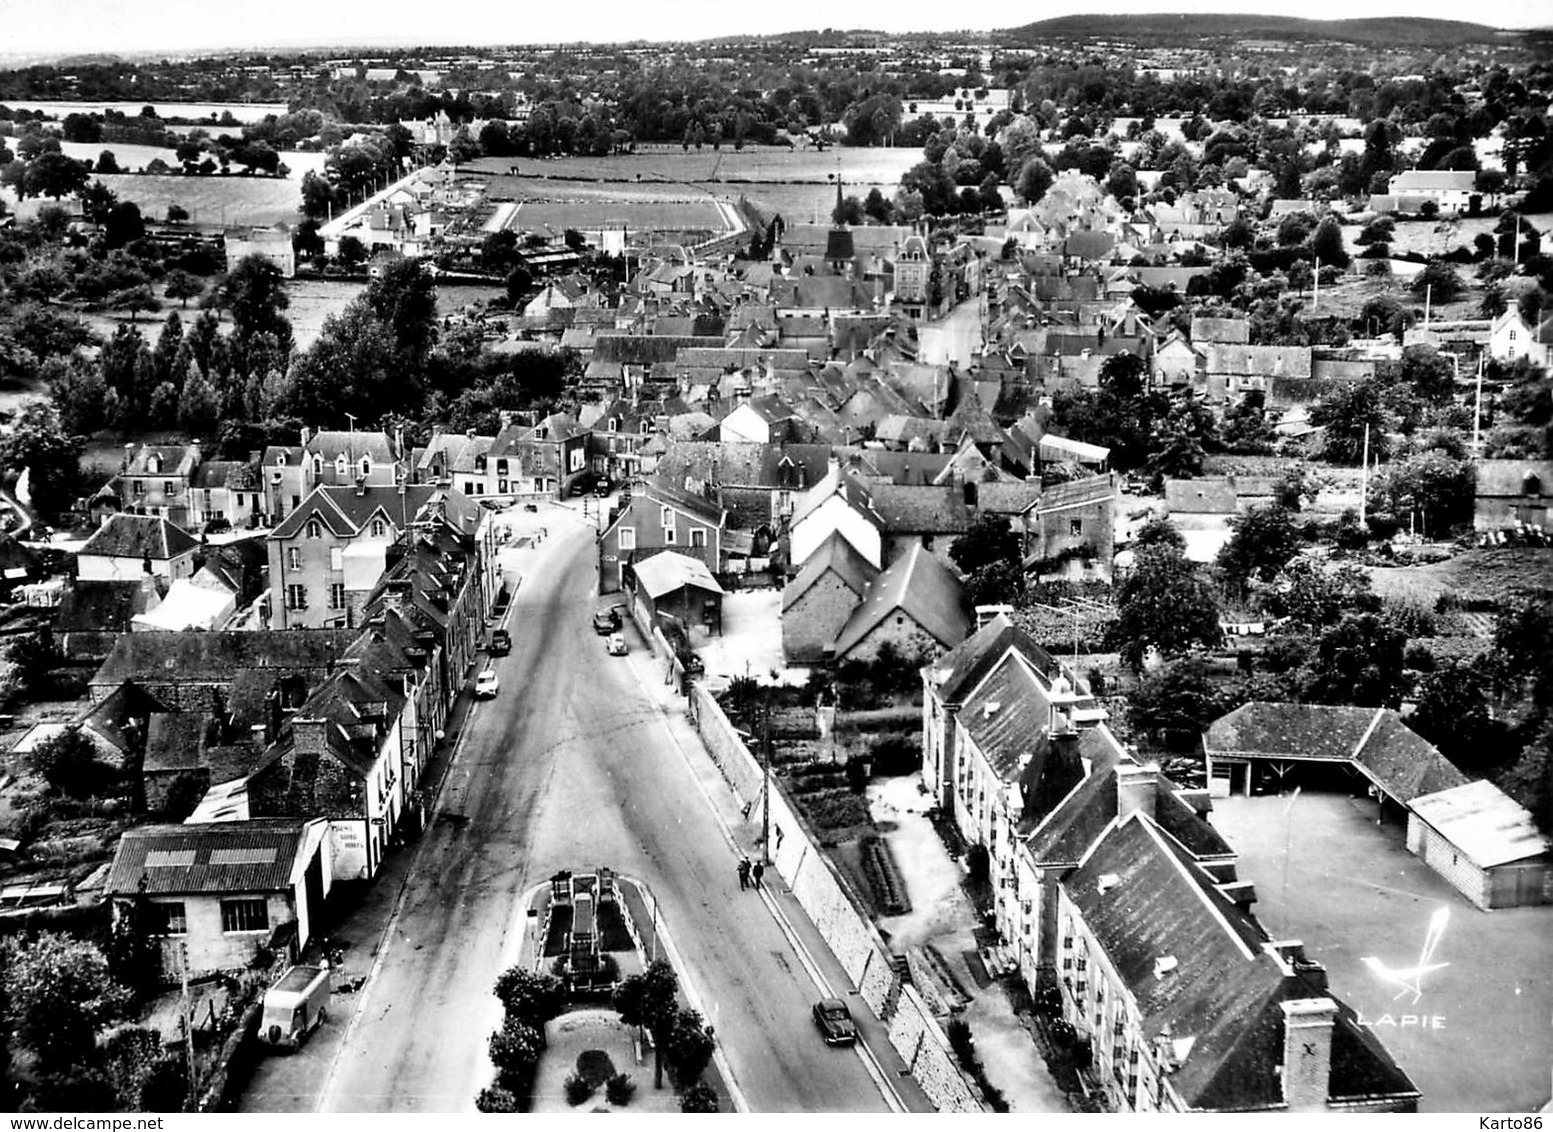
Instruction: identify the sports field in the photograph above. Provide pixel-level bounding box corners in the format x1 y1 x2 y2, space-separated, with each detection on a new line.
508 198 729 233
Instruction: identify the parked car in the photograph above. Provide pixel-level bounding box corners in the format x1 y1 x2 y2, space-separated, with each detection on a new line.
594 479 611 498
523 503 539 512
812 998 857 1046
475 669 500 698
490 629 511 656
606 633 627 656
593 607 622 634
259 965 331 1052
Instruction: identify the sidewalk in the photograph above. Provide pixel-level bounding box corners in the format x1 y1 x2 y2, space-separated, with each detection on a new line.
613 623 936 1113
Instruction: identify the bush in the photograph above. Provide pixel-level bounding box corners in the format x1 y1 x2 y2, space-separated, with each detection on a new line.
945 1018 975 1064
681 1081 719 1112
1404 642 1436 672
966 843 990 885
605 1073 636 1106
844 754 870 792
564 1073 595 1105
476 1086 520 1112
576 1049 616 1088
869 732 920 775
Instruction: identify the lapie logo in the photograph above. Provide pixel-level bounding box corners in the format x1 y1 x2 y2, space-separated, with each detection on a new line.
1361 907 1450 1005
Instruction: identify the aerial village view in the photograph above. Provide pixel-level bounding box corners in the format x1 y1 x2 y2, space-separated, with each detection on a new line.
0 0 1545 1117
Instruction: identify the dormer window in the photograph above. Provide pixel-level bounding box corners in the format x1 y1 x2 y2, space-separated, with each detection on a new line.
360 456 372 478
306 519 322 539
370 518 387 538
148 453 162 474
311 456 323 477
277 452 288 467
335 455 349 477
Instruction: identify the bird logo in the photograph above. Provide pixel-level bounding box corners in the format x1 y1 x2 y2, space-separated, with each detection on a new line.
1360 907 1450 1005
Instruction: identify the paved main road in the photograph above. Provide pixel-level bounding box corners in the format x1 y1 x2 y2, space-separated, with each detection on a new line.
299 522 901 1111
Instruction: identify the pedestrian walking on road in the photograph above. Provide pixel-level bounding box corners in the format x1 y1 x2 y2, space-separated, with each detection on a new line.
737 858 751 890
752 861 765 890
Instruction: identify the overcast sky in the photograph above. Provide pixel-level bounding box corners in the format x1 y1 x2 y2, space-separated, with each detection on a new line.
0 0 1542 57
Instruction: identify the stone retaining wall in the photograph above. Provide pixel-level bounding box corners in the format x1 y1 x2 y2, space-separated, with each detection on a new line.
688 687 981 1113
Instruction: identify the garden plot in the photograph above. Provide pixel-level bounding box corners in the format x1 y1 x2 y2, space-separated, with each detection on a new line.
84 173 302 227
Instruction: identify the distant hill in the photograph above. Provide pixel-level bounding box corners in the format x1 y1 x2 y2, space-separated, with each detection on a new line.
998 14 1512 49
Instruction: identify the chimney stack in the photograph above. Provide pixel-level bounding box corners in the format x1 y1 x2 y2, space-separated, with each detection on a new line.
1280 998 1337 1113
1116 762 1159 820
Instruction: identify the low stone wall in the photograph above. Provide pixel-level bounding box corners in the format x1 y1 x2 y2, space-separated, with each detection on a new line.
687 690 981 1113
688 684 763 809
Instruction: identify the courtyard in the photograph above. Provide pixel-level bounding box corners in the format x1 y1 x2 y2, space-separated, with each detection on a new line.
1211 791 1553 1113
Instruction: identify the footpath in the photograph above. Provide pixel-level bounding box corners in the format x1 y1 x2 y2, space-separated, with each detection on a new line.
610 604 937 1113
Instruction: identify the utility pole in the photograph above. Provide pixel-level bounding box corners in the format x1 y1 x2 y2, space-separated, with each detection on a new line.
1472 353 1485 460
179 943 197 1111
1359 423 1371 527
761 688 772 866
1424 284 1432 331
1312 256 1320 309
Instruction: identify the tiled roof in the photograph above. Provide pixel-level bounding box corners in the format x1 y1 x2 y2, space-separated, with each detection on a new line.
867 483 977 535
1205 344 1313 380
832 543 969 658
1204 703 1469 803
270 484 479 541
104 818 314 896
1066 812 1416 1109
79 679 167 754
143 711 215 774
80 514 199 562
1165 477 1238 515
961 652 1057 781
302 430 397 464
92 629 351 689
782 531 877 611
1475 459 1553 499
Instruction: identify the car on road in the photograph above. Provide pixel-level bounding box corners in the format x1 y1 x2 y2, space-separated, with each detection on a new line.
474 669 500 699
812 998 857 1046
490 629 511 656
594 479 611 497
606 633 627 656
592 607 622 634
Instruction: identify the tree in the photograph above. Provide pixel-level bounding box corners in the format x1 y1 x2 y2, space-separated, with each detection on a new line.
166 203 189 224
662 1007 716 1088
487 1018 545 1096
681 1081 719 1112
1396 344 1456 404
1147 393 1217 479
281 303 406 424
448 127 482 165
1217 504 1303 589
3 933 130 1074
613 960 680 1087
1410 259 1465 304
494 967 564 1030
362 256 439 370
164 270 205 309
28 726 111 798
299 170 338 220
112 284 159 323
1300 613 1407 707
1370 450 1475 537
862 187 894 224
1309 215 1350 269
0 400 85 523
219 254 292 347
1264 559 1374 630
1015 157 1054 205
832 194 864 226
1133 515 1185 553
1309 381 1391 465
1410 661 1493 766
949 513 1021 576
1108 546 1223 670
23 152 89 200
1127 659 1226 750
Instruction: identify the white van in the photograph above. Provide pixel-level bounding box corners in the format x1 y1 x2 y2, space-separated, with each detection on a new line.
258 964 331 1052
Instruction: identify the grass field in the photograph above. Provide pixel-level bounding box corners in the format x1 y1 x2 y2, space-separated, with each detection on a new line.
84 172 302 227
510 197 728 233
1367 546 1553 607
465 145 918 185
59 141 327 179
